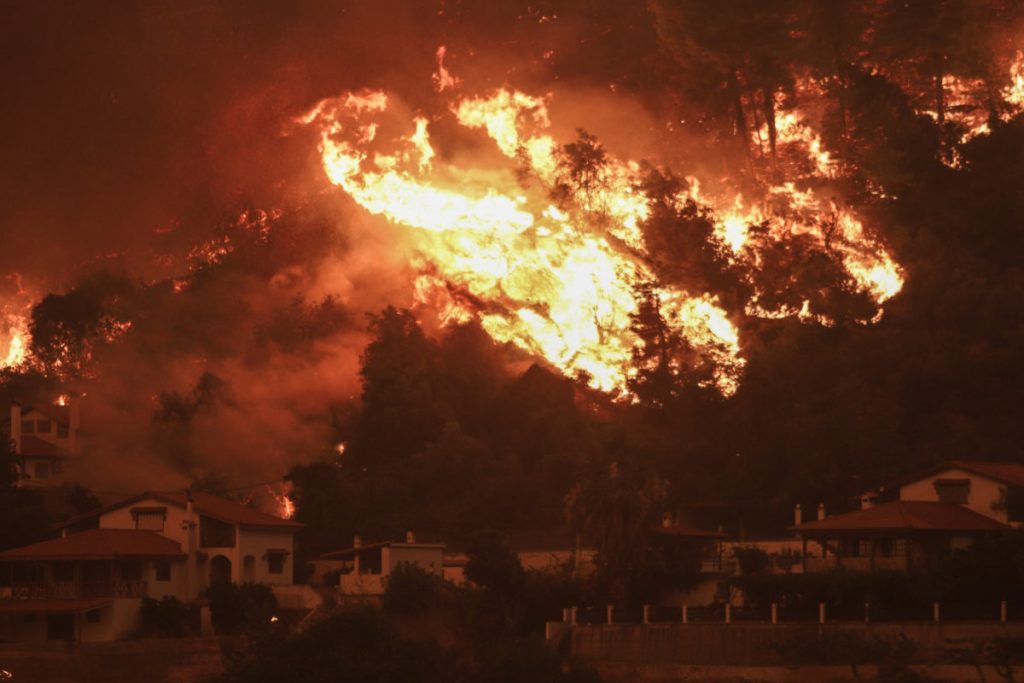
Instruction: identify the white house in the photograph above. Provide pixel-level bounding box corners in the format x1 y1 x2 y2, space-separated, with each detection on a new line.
1 398 82 486
892 460 1024 526
0 490 301 642
791 460 1022 572
311 533 445 597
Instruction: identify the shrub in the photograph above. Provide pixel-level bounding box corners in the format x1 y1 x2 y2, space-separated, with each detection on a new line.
382 563 441 615
207 582 278 635
139 596 197 637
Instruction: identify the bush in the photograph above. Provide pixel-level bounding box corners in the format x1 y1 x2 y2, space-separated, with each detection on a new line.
382 563 441 615
733 546 771 575
207 582 278 635
139 596 197 637
215 608 454 683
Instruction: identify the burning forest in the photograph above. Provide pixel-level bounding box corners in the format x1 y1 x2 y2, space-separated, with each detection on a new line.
2 1 1024 679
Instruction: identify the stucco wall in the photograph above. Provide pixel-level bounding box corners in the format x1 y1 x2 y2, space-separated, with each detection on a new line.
236 528 294 585
900 468 1007 523
384 546 444 577
99 497 191 548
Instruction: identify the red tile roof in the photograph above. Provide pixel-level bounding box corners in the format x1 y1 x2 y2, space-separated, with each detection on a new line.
792 501 1008 534
652 525 728 539
18 435 71 457
0 599 110 614
949 460 1024 487
0 529 184 561
320 540 446 560
58 491 302 531
885 460 1024 490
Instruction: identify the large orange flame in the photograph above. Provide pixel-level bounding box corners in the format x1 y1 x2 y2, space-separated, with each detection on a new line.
304 70 903 398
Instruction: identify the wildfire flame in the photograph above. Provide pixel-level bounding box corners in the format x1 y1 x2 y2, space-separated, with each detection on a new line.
304 65 904 397
266 483 296 519
1 315 29 370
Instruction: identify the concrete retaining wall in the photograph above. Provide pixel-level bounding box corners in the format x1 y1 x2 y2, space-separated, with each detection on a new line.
570 621 1024 666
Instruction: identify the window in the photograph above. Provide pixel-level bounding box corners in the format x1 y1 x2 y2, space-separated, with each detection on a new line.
892 539 907 557
20 419 35 434
154 561 171 582
86 609 101 624
934 478 970 504
266 550 287 575
36 419 51 434
132 508 166 531
858 539 872 557
57 422 69 438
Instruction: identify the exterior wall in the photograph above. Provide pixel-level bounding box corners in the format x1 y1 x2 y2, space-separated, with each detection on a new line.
99 499 296 589
99 497 191 549
518 548 598 574
339 574 385 595
237 528 295 585
79 604 116 642
900 468 1008 523
384 545 445 577
570 622 1024 666
16 409 75 450
443 564 467 585
145 558 190 602
111 598 142 640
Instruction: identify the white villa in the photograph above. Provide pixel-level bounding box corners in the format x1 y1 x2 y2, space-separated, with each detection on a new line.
0 490 301 642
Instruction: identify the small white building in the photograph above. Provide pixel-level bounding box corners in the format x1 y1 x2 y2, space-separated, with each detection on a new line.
0 490 301 642
1 398 82 486
311 533 445 597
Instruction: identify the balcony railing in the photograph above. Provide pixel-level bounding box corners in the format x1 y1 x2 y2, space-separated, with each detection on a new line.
9 580 147 600
804 556 908 572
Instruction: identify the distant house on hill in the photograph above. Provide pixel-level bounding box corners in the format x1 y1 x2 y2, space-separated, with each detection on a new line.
0 490 301 642
1 398 82 486
792 460 1021 573
504 528 597 575
310 532 445 597
888 460 1024 526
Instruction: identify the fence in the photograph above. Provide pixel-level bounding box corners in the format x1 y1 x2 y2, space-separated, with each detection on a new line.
561 599 1021 626
8 580 147 600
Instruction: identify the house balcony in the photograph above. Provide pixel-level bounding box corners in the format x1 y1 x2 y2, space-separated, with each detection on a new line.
5 580 148 600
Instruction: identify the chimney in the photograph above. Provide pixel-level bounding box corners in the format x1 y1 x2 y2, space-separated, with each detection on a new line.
817 503 826 521
405 530 416 544
860 491 878 510
794 503 802 526
10 402 21 455
353 534 362 548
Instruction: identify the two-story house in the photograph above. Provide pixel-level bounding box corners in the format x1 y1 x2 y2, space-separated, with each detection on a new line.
1 398 82 486
0 490 301 642
792 460 1020 572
